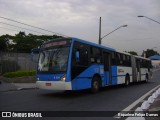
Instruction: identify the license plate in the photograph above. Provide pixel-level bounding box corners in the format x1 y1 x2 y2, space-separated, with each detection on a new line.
46 83 51 86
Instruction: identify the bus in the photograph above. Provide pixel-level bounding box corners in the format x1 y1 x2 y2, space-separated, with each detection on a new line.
32 37 152 92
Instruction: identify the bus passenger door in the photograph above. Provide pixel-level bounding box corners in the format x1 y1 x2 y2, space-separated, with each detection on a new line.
136 60 141 81
103 52 112 85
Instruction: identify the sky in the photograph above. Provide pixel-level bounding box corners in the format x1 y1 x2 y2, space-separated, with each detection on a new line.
0 0 160 55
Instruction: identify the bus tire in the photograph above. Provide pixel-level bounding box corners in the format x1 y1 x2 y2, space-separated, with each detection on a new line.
125 75 130 86
91 76 100 93
145 74 149 83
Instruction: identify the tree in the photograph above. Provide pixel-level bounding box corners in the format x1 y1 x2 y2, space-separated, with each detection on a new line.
142 49 159 58
0 31 62 53
0 34 12 51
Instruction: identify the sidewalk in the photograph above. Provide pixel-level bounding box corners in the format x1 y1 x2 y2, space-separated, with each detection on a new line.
0 80 37 92
126 86 160 120
148 95 160 112
13 83 37 90
0 80 18 92
146 93 160 120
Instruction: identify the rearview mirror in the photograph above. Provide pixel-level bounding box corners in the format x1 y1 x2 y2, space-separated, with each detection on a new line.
76 51 80 62
31 48 40 63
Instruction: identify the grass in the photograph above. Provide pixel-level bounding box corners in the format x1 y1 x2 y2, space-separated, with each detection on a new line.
3 70 36 78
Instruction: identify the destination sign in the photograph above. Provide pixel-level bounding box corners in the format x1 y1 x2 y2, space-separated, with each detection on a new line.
43 41 67 48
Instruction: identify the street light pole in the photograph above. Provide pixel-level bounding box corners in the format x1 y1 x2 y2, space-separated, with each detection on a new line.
99 24 128 45
138 16 160 25
98 17 128 45
99 17 102 45
101 25 128 40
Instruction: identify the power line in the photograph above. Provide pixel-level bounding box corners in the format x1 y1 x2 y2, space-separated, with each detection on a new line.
0 16 69 37
0 22 48 35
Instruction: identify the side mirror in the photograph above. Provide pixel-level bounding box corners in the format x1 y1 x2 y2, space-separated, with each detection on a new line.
31 48 40 63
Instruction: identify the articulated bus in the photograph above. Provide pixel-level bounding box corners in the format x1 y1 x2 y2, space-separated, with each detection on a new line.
32 38 152 92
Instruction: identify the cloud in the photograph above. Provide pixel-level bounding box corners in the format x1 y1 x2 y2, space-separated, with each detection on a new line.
0 0 160 54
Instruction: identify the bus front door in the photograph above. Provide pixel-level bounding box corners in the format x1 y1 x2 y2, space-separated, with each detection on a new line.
103 52 112 85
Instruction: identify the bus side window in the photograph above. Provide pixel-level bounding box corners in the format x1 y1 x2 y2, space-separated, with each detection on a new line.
90 47 101 64
76 50 80 62
116 53 121 65
80 49 88 66
111 52 116 65
74 49 88 66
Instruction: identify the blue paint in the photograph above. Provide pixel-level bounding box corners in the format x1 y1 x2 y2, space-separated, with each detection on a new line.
104 71 109 85
101 75 105 86
37 74 64 81
65 39 74 82
71 65 119 90
111 66 117 85
72 78 91 90
71 64 104 90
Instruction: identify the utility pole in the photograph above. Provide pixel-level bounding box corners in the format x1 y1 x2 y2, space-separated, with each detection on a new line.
99 17 101 45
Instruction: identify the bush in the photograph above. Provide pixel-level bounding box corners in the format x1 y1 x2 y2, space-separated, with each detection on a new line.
3 70 36 78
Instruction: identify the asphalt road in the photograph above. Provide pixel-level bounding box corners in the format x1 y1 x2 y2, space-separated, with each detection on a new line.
0 70 160 120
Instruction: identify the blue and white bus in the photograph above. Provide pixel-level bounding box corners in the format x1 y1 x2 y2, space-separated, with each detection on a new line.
33 38 152 92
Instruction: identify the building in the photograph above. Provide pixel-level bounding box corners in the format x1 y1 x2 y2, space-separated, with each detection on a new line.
148 55 160 68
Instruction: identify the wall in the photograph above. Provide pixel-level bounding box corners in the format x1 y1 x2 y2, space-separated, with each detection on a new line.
0 52 38 73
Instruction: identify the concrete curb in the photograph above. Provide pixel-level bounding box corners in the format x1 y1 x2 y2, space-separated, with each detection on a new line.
17 87 38 91
0 82 37 92
125 87 160 120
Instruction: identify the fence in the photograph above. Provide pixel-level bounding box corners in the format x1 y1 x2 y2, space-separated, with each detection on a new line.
0 52 37 73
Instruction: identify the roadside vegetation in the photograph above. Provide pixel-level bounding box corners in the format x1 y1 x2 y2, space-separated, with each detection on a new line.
3 70 35 78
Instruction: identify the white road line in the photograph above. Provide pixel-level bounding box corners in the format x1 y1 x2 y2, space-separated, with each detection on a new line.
114 84 160 119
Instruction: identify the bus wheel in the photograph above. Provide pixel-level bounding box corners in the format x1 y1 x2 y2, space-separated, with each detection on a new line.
91 77 100 93
125 75 130 86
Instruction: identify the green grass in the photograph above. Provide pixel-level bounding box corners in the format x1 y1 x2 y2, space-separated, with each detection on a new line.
3 70 36 78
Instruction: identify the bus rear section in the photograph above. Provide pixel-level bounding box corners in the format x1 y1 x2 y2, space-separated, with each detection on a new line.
131 56 152 83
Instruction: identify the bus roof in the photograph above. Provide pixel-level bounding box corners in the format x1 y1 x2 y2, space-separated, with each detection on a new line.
115 51 131 55
134 55 150 60
73 37 115 52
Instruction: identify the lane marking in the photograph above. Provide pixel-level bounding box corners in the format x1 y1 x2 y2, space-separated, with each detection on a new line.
114 84 160 119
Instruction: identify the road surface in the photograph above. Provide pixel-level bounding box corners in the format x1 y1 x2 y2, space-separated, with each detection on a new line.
0 70 160 120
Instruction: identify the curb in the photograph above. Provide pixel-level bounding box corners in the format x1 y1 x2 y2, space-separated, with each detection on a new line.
0 82 38 92
0 87 38 92
17 87 38 91
125 87 160 120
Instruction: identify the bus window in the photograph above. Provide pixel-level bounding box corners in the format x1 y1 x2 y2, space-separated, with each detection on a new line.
76 50 80 62
79 49 88 66
111 52 116 65
73 49 88 66
91 47 102 63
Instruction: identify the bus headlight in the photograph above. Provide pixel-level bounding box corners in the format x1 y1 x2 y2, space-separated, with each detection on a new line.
61 75 66 81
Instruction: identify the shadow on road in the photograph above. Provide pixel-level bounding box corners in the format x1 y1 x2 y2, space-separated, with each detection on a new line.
38 81 153 99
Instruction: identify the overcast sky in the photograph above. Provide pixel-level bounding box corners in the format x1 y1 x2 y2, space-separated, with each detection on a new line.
0 0 160 54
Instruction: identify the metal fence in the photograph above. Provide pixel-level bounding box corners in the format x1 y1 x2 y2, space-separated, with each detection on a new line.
0 52 37 73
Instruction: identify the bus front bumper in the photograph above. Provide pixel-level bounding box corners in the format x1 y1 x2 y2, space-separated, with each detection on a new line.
36 81 72 90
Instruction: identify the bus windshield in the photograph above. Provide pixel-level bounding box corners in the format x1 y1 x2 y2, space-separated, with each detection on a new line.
38 47 70 73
